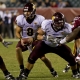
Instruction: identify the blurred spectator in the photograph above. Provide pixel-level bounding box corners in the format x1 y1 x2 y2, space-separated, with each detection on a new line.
10 0 16 7
10 0 16 3
0 1 6 9
38 1 46 8
0 10 4 19
0 15 3 35
16 0 23 7
11 12 15 38
45 0 50 7
36 0 42 7
50 1 58 8
3 10 12 38
19 0 26 3
0 10 4 36
64 1 72 7
57 0 66 8
28 0 33 2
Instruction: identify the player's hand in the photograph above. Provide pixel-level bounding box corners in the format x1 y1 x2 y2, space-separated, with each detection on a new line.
47 35 55 41
28 37 33 43
43 35 55 41
21 39 25 46
21 37 33 46
47 35 61 44
2 41 13 48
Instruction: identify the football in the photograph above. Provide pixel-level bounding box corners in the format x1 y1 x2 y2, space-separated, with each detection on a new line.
22 38 30 45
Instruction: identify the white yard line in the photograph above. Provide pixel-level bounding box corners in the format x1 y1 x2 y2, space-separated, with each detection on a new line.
4 39 19 41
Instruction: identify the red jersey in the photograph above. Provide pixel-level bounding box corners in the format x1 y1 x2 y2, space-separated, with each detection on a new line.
72 16 80 39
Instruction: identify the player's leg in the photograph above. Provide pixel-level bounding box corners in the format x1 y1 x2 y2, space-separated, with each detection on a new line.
16 41 28 77
55 44 79 78
40 55 58 77
63 63 70 73
75 38 80 73
16 41 52 79
0 56 15 80
63 40 77 73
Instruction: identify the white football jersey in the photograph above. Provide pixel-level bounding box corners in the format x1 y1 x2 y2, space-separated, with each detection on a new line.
16 14 45 38
41 19 72 47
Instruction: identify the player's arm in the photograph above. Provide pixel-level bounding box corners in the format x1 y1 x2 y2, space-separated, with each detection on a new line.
37 28 45 40
66 27 80 42
0 35 13 48
60 27 80 44
15 24 22 39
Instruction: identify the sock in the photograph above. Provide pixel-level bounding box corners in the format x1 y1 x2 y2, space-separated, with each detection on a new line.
3 70 9 76
50 68 55 72
72 69 78 75
24 68 30 76
20 65 24 70
77 63 80 73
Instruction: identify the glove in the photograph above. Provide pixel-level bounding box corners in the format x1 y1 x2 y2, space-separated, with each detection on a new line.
47 35 61 44
2 41 13 48
43 35 61 44
43 35 55 41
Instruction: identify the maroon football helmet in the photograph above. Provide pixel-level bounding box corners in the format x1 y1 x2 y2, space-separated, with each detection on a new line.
52 12 65 31
23 2 36 18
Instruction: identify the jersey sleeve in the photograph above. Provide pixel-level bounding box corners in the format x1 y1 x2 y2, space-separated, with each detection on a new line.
67 24 72 33
15 15 23 27
41 20 46 32
72 20 80 31
38 15 45 26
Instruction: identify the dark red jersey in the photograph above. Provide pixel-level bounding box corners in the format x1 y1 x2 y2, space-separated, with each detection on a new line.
72 16 80 30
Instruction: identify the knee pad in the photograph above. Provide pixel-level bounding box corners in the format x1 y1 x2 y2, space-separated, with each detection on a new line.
28 57 35 64
0 56 4 65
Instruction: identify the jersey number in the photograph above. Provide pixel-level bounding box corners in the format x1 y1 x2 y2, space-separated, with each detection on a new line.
27 28 33 36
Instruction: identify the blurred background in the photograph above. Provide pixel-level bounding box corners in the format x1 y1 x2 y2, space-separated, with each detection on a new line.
0 0 80 39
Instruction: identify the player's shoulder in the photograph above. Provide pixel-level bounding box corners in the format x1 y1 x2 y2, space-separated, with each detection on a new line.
42 19 52 25
65 22 71 25
36 14 45 19
64 22 73 28
16 14 24 20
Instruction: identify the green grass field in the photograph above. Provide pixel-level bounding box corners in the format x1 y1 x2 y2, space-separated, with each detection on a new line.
0 39 76 80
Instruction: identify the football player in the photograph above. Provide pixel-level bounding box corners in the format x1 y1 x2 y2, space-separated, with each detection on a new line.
0 35 15 80
63 15 80 73
17 12 79 79
15 2 57 79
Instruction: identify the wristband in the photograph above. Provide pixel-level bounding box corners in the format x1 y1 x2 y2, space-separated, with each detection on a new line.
60 37 67 44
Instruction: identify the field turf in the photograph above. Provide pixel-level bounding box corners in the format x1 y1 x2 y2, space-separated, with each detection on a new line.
0 39 76 80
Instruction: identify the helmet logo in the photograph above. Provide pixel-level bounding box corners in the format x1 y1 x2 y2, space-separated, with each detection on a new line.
52 16 55 20
24 7 29 12
33 5 36 9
